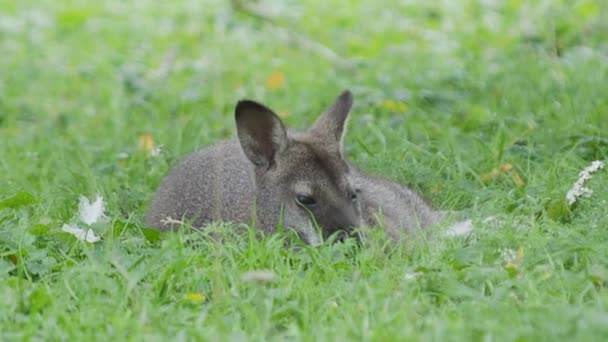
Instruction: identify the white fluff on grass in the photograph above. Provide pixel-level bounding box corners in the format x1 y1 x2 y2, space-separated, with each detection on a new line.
404 272 423 281
566 160 605 206
61 223 101 243
444 219 474 237
61 194 106 243
78 195 107 225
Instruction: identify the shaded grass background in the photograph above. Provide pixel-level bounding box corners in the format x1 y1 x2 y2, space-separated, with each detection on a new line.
1 0 608 340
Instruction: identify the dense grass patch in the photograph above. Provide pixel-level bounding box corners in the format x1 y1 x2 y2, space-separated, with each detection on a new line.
1 0 607 340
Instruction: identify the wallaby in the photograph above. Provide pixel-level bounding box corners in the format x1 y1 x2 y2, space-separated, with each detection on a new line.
146 90 456 245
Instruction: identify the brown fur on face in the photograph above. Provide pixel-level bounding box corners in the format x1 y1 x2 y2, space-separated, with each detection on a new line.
146 90 457 245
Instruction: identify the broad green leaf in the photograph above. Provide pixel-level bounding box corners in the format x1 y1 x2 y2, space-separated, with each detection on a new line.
0 259 15 276
28 224 51 236
141 227 161 243
0 192 37 210
546 198 573 223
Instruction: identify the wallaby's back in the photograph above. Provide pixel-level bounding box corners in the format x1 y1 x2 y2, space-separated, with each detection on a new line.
146 139 256 230
351 168 444 240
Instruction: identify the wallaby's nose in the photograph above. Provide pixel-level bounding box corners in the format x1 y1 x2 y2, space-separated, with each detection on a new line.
292 222 323 247
335 231 349 243
326 207 362 242
346 214 363 243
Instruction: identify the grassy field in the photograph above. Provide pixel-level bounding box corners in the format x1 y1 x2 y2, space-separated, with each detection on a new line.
1 0 608 340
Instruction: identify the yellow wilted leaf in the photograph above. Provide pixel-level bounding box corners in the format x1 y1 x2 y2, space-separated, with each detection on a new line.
481 163 525 187
265 71 285 90
481 168 500 182
381 99 408 113
138 133 155 154
499 163 513 172
184 293 206 303
517 246 524 260
511 173 525 186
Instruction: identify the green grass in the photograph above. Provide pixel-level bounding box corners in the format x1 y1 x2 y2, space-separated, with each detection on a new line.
1 0 608 340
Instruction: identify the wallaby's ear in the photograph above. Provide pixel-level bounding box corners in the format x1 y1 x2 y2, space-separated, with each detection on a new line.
308 90 354 155
235 100 288 169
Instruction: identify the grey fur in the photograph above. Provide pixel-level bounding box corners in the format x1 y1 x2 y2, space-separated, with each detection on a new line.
146 90 452 244
349 169 445 241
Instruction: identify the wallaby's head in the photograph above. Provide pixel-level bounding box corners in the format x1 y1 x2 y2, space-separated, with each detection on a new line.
235 90 361 245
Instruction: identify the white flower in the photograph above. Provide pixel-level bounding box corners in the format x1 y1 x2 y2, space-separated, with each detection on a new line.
500 248 517 263
150 145 162 157
78 195 107 225
58 194 107 243
566 160 605 206
61 223 101 243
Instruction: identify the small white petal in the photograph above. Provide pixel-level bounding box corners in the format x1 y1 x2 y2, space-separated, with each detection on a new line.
404 272 422 280
588 160 604 172
580 187 593 198
150 146 162 157
444 219 474 237
500 248 517 263
61 224 101 243
78 195 107 225
116 152 129 160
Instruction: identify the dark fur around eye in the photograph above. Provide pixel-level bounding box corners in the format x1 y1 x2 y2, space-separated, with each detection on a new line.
296 194 316 206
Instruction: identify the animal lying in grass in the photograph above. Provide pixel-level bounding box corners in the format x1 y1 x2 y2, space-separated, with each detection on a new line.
146 90 465 245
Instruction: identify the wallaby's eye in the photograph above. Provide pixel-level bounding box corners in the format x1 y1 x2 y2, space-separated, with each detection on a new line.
296 194 316 207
